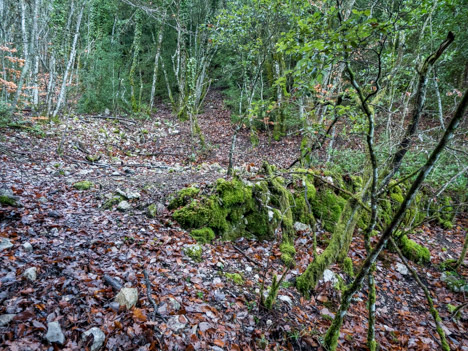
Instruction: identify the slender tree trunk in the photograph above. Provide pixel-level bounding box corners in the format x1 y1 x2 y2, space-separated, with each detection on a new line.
53 3 85 118
150 11 166 109
47 55 56 116
433 68 445 129
323 88 468 351
12 0 30 112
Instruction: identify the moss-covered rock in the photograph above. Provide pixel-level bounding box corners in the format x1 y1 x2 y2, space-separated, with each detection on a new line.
437 196 455 229
190 227 215 244
0 190 20 207
398 235 430 264
146 204 158 218
225 272 244 285
73 181 94 190
280 241 296 268
184 245 203 262
103 195 124 210
311 188 347 233
173 196 229 232
168 187 200 210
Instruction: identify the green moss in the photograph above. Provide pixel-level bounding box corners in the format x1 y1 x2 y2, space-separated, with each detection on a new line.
297 199 359 296
190 227 215 244
216 178 252 207
390 192 404 204
225 272 244 285
0 195 18 206
342 257 354 277
246 212 275 239
280 241 296 268
168 187 200 210
184 245 203 262
291 178 316 225
103 196 123 210
73 181 94 190
437 196 455 229
146 204 158 218
398 235 430 264
311 189 346 232
173 196 229 232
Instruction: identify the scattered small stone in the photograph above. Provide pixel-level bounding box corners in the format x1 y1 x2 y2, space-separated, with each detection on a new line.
38 197 48 204
50 228 59 237
0 314 15 326
0 238 13 251
214 290 226 302
23 267 37 281
168 298 181 311
117 201 131 211
322 269 338 284
22 242 33 252
266 320 273 326
109 302 121 312
115 287 138 309
294 222 310 232
47 210 61 218
83 327 106 351
396 262 409 275
45 321 65 344
167 315 187 332
279 295 293 306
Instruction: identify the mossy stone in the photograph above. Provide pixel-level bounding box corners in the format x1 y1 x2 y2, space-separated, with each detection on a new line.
399 235 430 264
191 227 215 244
0 195 18 207
168 187 200 210
146 204 158 218
73 181 94 190
311 189 347 232
225 272 244 285
280 241 296 268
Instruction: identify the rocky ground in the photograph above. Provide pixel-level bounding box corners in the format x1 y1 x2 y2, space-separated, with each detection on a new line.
0 95 467 350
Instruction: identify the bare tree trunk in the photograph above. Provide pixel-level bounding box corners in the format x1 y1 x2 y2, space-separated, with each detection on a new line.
31 0 40 108
433 68 445 129
53 2 85 118
150 10 166 109
12 0 30 112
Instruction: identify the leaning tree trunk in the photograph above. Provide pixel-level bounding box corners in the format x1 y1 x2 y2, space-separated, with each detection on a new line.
323 88 468 351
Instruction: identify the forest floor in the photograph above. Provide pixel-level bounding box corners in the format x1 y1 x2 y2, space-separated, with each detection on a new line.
1 93 467 350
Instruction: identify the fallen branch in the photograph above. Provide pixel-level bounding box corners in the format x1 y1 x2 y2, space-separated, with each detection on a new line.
143 269 166 322
77 115 137 124
103 274 123 291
